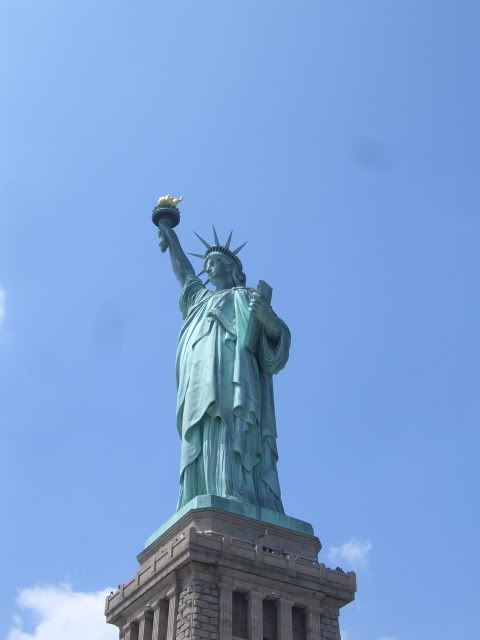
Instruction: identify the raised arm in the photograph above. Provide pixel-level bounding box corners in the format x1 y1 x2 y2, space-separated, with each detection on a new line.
158 224 195 287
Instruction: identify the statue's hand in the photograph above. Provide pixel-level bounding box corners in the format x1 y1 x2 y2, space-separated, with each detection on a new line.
158 224 174 253
249 292 280 337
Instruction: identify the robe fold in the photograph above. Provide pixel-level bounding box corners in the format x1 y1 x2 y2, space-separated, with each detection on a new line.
176 275 290 512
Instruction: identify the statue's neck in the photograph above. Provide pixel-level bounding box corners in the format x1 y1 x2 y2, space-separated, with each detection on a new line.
214 277 235 291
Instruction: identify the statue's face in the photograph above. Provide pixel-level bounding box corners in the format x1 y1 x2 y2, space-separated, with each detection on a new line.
205 254 233 288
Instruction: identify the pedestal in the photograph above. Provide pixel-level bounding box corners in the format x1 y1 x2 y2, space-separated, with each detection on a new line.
105 501 356 640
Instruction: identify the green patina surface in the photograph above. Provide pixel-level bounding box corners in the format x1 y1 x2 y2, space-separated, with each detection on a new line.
144 495 314 549
157 222 291 516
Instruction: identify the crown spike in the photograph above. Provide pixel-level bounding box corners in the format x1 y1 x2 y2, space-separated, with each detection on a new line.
225 230 233 249
196 270 205 277
204 278 210 286
188 252 206 259
232 241 248 256
212 225 220 245
194 231 211 249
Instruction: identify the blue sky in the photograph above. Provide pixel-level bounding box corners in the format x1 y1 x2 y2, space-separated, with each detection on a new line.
1 1 479 639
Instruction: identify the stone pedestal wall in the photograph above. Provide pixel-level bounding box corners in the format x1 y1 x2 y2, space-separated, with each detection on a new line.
106 508 355 640
176 581 219 640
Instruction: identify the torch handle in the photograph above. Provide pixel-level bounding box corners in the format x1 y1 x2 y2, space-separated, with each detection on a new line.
159 238 168 253
157 224 170 253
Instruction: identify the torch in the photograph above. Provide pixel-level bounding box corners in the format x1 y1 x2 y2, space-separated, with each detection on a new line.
152 195 183 252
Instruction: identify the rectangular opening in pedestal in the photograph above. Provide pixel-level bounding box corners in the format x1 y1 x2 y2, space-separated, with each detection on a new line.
262 599 277 640
292 606 306 640
232 591 248 639
155 600 169 640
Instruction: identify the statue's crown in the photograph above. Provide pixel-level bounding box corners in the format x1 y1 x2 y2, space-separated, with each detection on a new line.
189 227 247 272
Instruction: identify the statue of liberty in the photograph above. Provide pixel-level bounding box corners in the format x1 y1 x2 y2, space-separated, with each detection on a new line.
155 197 290 514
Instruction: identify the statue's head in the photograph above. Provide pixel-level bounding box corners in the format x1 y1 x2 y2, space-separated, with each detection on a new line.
190 227 247 288
204 252 246 288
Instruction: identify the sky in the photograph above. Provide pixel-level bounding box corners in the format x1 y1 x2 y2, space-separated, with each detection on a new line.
1 1 479 639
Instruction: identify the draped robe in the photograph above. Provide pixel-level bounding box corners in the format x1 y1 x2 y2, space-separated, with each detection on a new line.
176 275 290 512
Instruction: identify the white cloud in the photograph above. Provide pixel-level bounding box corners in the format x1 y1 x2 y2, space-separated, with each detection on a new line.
0 285 5 324
328 537 372 569
7 584 118 640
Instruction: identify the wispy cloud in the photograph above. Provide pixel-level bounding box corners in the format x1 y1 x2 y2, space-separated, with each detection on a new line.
7 584 117 640
328 537 372 569
0 285 5 325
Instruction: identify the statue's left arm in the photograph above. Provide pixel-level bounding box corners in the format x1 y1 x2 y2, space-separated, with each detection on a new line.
249 292 290 374
249 291 282 342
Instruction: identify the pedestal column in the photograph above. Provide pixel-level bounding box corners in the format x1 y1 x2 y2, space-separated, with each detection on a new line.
219 580 233 640
138 610 154 640
247 590 263 640
306 606 322 640
166 589 178 640
123 622 139 640
276 598 294 640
